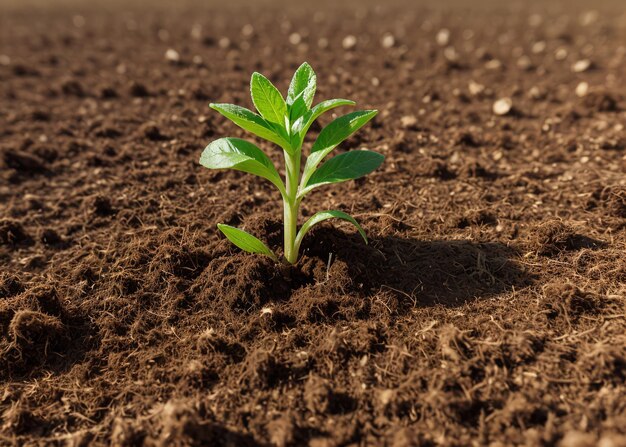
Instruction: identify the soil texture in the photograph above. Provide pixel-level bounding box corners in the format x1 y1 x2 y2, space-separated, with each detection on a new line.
1 0 625 445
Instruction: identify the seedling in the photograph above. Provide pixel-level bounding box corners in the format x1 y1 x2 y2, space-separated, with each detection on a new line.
200 62 383 264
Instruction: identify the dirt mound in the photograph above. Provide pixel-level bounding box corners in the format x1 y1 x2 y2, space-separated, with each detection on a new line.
1 149 50 177
532 220 604 256
0 272 24 299
542 282 605 320
0 219 33 247
0 283 95 380
589 185 626 219
5 310 66 357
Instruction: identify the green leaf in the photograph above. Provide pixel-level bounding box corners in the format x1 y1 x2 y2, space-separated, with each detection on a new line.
287 62 316 108
294 210 367 252
291 98 356 139
301 110 378 186
200 137 286 196
289 91 309 123
217 224 278 261
250 72 287 126
210 103 290 149
300 150 384 197
311 110 378 159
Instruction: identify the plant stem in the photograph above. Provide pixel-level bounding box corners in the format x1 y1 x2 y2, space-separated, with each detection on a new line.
283 149 301 264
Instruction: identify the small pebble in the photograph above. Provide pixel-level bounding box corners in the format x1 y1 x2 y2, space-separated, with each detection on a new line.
595 121 609 131
241 24 254 37
443 47 459 62
165 48 180 63
572 59 592 73
342 35 357 50
400 115 418 129
436 28 450 46
580 10 599 26
555 48 568 60
532 41 546 54
289 33 302 45
517 55 533 70
493 98 513 116
190 24 202 40
378 389 394 407
218 37 230 49
541 120 552 133
528 86 545 100
0 55 11 66
485 59 502 70
381 33 395 49
576 82 589 97
468 80 485 96
318 38 329 49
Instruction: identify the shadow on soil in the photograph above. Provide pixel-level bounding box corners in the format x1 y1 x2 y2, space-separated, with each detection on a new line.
302 227 533 308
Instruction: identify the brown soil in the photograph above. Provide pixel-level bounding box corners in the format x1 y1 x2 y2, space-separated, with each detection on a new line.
1 0 626 445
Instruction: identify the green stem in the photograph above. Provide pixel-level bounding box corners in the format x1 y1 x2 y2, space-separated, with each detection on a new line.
283 149 301 264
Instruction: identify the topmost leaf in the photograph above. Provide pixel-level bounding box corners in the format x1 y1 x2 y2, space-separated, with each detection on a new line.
287 62 316 109
250 72 287 126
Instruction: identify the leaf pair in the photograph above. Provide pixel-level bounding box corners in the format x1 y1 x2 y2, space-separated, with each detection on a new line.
299 109 380 196
218 209 367 263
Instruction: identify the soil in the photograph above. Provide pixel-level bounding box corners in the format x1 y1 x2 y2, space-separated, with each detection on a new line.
1 0 626 445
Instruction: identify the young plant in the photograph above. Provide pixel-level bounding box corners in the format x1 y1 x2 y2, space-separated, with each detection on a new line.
200 62 383 264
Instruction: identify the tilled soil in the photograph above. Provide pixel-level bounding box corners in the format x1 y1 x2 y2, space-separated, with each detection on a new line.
1 0 625 445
